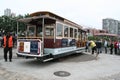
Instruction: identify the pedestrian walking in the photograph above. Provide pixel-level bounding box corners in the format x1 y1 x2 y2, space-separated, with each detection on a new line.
85 41 90 52
90 40 98 59
96 40 102 54
104 40 108 53
118 41 120 55
2 32 13 62
114 40 118 55
109 41 114 55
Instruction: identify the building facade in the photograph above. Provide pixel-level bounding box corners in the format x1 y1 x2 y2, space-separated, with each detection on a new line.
102 18 120 35
118 22 120 35
85 28 118 41
4 8 11 16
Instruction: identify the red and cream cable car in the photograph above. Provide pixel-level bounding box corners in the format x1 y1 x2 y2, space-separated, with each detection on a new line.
17 11 87 62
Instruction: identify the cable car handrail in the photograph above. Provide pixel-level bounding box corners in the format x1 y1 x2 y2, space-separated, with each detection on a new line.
17 37 42 39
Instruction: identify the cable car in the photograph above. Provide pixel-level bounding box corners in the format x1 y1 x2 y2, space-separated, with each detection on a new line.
17 11 87 62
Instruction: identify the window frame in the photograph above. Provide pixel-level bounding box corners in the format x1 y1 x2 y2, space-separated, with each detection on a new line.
64 25 69 38
56 22 63 37
27 25 36 37
45 24 54 38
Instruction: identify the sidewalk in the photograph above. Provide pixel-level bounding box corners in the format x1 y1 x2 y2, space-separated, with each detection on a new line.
0 52 120 80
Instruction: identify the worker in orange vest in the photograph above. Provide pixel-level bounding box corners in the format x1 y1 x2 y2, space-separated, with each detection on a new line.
2 32 13 62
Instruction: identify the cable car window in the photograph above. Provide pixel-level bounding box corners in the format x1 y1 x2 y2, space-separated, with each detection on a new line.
57 23 63 37
74 29 77 38
78 29 81 39
37 26 42 37
18 22 27 37
82 32 85 40
27 25 36 37
45 25 54 37
64 26 69 37
70 27 73 38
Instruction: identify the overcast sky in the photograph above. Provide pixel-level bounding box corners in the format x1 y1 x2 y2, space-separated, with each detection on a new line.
0 0 120 29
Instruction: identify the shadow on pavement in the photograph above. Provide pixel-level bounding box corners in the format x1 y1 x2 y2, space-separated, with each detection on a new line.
53 53 96 62
17 53 96 67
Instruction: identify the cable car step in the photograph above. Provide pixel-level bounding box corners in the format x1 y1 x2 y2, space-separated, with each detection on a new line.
76 51 83 53
43 58 54 62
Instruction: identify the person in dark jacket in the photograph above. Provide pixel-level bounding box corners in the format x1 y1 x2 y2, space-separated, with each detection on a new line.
109 41 114 54
118 42 120 55
85 41 90 52
2 32 13 62
96 40 102 54
114 41 118 55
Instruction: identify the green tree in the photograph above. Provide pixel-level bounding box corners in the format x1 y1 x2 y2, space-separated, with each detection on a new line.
0 14 30 35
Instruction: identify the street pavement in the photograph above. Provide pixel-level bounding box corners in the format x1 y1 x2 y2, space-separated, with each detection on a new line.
0 48 120 80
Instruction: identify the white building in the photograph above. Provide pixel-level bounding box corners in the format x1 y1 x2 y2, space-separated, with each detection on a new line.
11 13 16 17
4 8 11 16
102 18 120 35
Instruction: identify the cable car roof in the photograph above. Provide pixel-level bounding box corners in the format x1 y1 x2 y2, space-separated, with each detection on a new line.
18 11 85 30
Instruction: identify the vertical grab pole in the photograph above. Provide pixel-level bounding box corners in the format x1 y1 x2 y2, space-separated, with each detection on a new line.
41 17 44 55
54 24 56 43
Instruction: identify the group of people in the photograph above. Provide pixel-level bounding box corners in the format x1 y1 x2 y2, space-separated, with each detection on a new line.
107 40 120 55
85 39 120 58
85 40 102 59
102 40 120 55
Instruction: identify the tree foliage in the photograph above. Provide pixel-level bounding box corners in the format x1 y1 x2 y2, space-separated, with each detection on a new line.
0 14 30 35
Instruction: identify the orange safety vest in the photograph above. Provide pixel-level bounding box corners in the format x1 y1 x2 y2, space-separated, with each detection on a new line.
3 36 13 48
